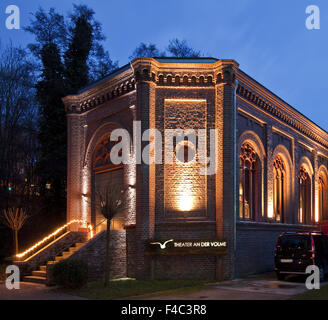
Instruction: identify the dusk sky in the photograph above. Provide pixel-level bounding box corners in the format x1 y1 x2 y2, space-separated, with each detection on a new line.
1 0 327 130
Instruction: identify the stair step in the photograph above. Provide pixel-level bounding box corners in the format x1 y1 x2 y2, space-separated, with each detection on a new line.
24 276 46 284
75 242 84 247
39 265 47 272
55 256 64 262
69 247 77 252
62 251 71 258
32 270 46 278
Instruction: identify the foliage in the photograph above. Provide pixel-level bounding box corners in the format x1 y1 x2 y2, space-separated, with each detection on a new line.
24 7 67 58
130 38 202 60
64 5 95 93
53 259 88 289
67 4 118 83
129 42 165 60
24 5 118 218
35 42 67 215
0 44 38 194
167 38 201 57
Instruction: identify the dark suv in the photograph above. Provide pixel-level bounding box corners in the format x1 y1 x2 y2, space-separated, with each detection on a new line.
274 231 328 281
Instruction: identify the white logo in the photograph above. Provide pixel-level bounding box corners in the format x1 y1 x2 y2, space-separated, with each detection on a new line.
150 239 174 249
5 5 20 30
305 5 320 30
305 265 320 290
5 265 20 290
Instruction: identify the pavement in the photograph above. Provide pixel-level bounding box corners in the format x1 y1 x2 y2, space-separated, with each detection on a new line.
144 272 328 300
0 272 325 300
0 281 86 300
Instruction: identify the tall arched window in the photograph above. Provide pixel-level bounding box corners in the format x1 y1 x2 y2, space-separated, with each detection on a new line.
239 143 258 220
273 156 285 222
299 166 311 224
319 175 328 221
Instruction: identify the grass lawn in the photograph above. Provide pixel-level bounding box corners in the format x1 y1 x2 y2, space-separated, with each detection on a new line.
292 284 328 300
64 279 208 300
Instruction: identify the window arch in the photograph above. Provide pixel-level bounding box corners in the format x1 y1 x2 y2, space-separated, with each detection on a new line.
299 166 311 224
239 143 259 220
319 173 328 221
273 156 285 222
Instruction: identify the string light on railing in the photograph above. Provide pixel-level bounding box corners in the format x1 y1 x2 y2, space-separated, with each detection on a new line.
16 219 88 259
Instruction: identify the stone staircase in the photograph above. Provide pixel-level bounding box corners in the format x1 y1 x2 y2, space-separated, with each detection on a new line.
23 242 85 285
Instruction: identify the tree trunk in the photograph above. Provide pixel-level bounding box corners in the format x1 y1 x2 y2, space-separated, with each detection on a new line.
14 229 18 256
104 219 111 287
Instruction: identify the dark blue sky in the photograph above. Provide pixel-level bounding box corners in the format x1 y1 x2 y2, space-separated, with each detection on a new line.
1 0 327 130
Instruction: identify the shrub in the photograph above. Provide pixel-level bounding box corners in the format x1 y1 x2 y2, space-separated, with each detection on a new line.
53 259 88 289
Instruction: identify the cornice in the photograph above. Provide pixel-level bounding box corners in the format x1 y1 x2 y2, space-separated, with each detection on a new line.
62 67 135 114
236 73 328 149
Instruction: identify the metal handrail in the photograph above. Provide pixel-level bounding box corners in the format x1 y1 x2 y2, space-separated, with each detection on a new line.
89 218 107 238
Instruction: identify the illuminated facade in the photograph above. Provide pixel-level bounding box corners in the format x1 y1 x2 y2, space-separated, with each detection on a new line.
63 57 328 280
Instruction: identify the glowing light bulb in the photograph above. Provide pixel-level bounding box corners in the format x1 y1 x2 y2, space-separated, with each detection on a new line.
179 194 193 212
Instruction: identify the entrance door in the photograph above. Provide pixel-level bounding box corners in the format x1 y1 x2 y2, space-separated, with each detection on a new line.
94 167 125 232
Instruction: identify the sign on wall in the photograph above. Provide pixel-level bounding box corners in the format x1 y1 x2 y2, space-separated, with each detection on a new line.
146 239 228 256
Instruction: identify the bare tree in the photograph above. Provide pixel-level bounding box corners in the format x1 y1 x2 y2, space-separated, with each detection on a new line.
1 208 29 255
129 42 165 60
0 43 38 193
167 38 201 58
96 184 126 287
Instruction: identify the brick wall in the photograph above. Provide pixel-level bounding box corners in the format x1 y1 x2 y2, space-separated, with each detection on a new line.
67 229 127 281
126 225 136 278
236 222 318 277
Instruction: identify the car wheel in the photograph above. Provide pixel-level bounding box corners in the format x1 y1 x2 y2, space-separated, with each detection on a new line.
276 272 285 281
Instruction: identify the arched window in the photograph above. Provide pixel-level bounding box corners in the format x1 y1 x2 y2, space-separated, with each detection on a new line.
319 175 328 221
299 166 311 224
273 156 285 222
239 143 258 220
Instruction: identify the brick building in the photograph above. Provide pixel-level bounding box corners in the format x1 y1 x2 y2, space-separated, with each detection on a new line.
62 57 328 281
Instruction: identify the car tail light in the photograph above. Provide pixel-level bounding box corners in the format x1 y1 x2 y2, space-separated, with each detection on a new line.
311 236 315 261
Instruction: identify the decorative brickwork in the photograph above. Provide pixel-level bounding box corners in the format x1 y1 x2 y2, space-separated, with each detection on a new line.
62 57 328 281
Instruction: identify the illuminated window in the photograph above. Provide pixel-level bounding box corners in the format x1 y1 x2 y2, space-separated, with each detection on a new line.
299 166 311 224
273 156 285 222
319 175 328 221
239 143 258 220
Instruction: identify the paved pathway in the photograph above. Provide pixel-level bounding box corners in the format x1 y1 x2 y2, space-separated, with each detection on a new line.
0 281 86 300
144 273 327 300
1 273 325 300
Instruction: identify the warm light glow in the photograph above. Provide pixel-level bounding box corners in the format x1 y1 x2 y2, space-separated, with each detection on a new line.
179 194 194 212
267 202 274 219
81 167 89 222
88 223 94 239
315 193 319 223
16 219 89 259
